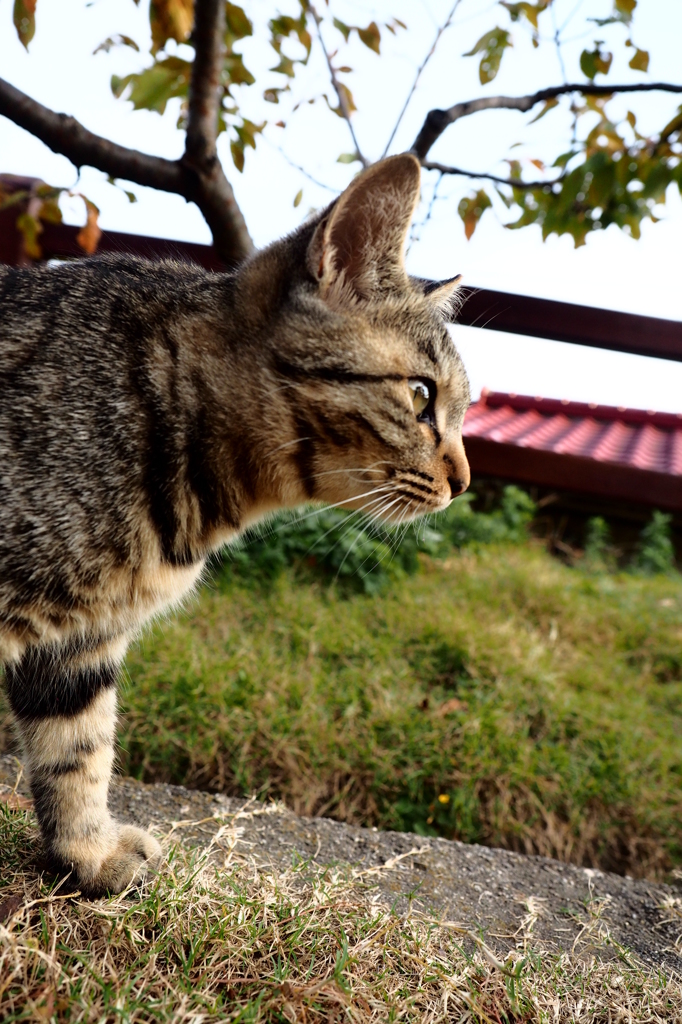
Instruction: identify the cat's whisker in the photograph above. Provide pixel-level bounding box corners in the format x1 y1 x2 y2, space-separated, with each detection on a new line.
348 498 407 580
285 485 395 526
309 466 387 479
332 526 366 584
264 436 315 458
296 493 390 560
305 459 395 483
242 485 395 549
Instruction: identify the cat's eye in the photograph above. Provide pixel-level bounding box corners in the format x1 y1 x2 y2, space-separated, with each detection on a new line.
408 379 430 417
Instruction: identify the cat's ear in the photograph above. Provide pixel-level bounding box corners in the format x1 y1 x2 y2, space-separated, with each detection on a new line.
412 274 463 321
307 153 421 303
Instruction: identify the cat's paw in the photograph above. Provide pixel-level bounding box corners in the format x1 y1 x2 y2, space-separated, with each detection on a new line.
58 824 163 897
91 825 162 896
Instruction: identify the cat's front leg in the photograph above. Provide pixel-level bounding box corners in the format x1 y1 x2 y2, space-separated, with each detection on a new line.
4 639 161 896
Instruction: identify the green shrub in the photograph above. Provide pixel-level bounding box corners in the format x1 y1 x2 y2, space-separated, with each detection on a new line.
632 511 676 575
219 486 537 592
584 516 616 572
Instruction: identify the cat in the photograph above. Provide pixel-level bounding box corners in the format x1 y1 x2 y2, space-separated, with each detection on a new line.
0 153 471 896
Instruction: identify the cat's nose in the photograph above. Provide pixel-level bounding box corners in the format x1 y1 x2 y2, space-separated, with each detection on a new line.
448 476 468 498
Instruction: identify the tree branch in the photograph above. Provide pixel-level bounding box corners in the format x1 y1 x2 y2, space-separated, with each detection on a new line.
421 160 561 190
0 62 253 265
309 4 369 168
181 0 253 263
411 81 682 159
0 75 186 193
185 0 224 170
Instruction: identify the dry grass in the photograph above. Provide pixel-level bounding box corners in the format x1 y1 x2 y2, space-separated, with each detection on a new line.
1 801 681 1023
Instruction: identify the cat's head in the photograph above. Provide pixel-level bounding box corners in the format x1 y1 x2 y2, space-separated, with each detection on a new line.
238 153 471 525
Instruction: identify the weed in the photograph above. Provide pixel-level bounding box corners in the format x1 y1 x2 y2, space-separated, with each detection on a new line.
105 544 682 879
1 803 680 1022
633 511 677 575
584 515 618 572
219 486 537 593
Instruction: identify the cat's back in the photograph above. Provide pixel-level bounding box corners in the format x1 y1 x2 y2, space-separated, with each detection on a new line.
0 256 225 655
0 254 213 364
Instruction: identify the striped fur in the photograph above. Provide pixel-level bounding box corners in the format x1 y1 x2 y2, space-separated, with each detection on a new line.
0 154 470 895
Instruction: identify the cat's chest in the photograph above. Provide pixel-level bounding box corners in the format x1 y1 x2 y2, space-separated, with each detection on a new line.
125 560 205 626
82 558 205 642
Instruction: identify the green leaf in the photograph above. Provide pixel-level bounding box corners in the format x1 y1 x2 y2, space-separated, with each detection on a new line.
553 150 578 169
230 139 245 173
111 57 191 114
16 211 42 258
13 0 36 50
528 97 558 124
270 56 296 78
224 53 255 87
264 87 286 104
628 47 649 72
580 44 613 80
149 0 193 54
660 106 682 140
590 0 636 26
337 152 360 164
325 83 357 119
458 189 492 240
269 13 311 60
494 186 513 209
93 34 140 55
225 3 252 40
234 118 264 150
500 2 549 29
463 28 512 85
38 198 62 224
293 189 303 208
358 21 381 54
333 18 351 42
615 0 637 23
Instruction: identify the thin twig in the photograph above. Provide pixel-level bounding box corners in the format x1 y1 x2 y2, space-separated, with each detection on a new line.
411 81 682 159
309 4 369 168
421 160 562 190
551 1 569 85
263 135 340 194
381 0 463 159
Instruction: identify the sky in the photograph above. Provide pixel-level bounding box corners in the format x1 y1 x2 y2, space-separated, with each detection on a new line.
1 0 681 410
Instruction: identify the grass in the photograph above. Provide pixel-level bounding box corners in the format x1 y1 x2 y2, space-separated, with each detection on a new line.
1 800 681 1023
107 538 682 881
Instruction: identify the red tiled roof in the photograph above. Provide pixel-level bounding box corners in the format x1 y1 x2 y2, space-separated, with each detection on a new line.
462 391 682 510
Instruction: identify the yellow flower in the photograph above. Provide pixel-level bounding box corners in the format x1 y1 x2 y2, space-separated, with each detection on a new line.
437 794 450 804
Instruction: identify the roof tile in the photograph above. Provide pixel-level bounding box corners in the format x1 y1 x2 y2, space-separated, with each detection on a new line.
463 391 682 478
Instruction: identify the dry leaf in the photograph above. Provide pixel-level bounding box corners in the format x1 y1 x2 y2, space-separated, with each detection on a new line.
438 698 468 716
76 199 102 255
0 788 33 811
0 894 24 923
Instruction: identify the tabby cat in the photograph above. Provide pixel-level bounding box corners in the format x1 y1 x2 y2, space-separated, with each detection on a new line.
0 154 470 895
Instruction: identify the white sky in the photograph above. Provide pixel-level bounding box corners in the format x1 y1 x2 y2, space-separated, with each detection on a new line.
1 0 681 410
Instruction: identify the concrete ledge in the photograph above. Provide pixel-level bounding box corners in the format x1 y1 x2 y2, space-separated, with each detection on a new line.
1 755 680 971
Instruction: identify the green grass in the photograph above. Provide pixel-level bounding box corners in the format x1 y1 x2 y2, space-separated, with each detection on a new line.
115 540 682 880
2 801 681 1022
